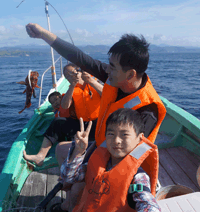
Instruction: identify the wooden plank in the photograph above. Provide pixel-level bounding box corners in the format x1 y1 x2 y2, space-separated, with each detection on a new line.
17 169 47 211
158 163 175 187
159 149 199 191
45 167 62 211
178 146 200 167
166 147 200 189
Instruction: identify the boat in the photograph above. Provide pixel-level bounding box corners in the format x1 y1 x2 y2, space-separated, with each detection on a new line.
0 73 200 211
1 2 200 212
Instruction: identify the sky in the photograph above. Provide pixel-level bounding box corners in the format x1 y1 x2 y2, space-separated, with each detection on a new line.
1 0 200 47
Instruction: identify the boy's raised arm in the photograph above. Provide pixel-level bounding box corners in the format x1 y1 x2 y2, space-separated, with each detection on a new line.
26 23 57 45
60 118 92 184
26 23 108 82
68 118 92 163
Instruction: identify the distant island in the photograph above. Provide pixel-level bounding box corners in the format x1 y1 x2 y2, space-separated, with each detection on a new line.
1 44 200 57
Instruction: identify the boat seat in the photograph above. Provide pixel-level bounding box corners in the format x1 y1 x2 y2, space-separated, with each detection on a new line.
154 132 172 146
158 192 200 211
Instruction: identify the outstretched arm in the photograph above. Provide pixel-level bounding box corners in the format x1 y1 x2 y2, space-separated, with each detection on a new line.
26 23 108 82
26 23 57 45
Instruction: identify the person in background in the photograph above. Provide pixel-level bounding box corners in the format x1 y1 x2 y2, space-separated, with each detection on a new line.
48 91 70 118
51 108 161 212
23 63 103 166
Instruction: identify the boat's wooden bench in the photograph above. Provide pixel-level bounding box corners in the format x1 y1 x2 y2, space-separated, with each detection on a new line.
16 146 200 211
17 167 63 212
158 146 200 192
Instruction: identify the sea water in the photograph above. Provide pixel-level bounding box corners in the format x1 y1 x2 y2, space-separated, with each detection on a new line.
0 52 200 173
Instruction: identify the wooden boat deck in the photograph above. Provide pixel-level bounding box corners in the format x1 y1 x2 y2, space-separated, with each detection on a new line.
16 146 200 211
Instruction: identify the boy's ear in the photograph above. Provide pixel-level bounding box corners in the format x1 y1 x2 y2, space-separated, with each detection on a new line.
127 69 136 80
139 132 144 141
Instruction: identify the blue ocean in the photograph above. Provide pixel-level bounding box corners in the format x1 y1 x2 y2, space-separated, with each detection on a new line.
0 52 200 173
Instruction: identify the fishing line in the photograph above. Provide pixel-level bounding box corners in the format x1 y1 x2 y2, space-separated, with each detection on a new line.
16 0 25 8
16 0 75 45
44 0 75 45
42 1 93 96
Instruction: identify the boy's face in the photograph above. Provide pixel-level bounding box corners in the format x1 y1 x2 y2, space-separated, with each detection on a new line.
106 54 130 88
106 123 143 161
49 95 62 109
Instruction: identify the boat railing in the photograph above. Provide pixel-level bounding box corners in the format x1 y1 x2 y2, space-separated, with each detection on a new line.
38 56 63 107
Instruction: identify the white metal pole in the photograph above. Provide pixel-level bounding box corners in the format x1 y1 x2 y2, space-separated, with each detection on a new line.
45 2 57 89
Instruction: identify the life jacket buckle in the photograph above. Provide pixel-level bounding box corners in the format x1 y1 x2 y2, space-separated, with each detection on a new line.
128 184 143 194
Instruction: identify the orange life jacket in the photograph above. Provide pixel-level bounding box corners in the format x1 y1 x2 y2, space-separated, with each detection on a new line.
95 76 166 146
73 136 159 212
72 83 101 121
55 106 70 118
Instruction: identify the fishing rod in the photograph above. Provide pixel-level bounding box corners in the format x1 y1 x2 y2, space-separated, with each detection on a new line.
16 0 93 96
16 0 75 90
16 0 74 45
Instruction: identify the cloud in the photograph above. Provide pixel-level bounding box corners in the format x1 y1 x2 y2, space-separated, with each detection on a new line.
153 34 168 41
0 26 7 34
75 28 93 37
1 0 200 47
10 24 24 30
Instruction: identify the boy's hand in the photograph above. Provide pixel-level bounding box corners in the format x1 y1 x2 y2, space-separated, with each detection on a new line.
74 118 92 154
81 71 92 84
26 23 45 39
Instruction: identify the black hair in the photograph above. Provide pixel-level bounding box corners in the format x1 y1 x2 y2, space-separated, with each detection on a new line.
48 91 61 104
108 34 150 74
63 63 79 73
105 108 145 136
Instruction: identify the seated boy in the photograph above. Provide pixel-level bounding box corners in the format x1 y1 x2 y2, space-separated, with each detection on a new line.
52 108 161 212
48 91 70 117
23 63 103 166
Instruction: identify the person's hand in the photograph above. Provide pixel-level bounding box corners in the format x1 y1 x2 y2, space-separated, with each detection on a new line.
81 71 92 84
26 23 45 39
74 118 92 154
65 69 81 86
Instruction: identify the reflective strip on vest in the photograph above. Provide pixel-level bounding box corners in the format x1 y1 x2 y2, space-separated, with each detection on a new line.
130 142 152 160
123 96 141 109
100 140 107 148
